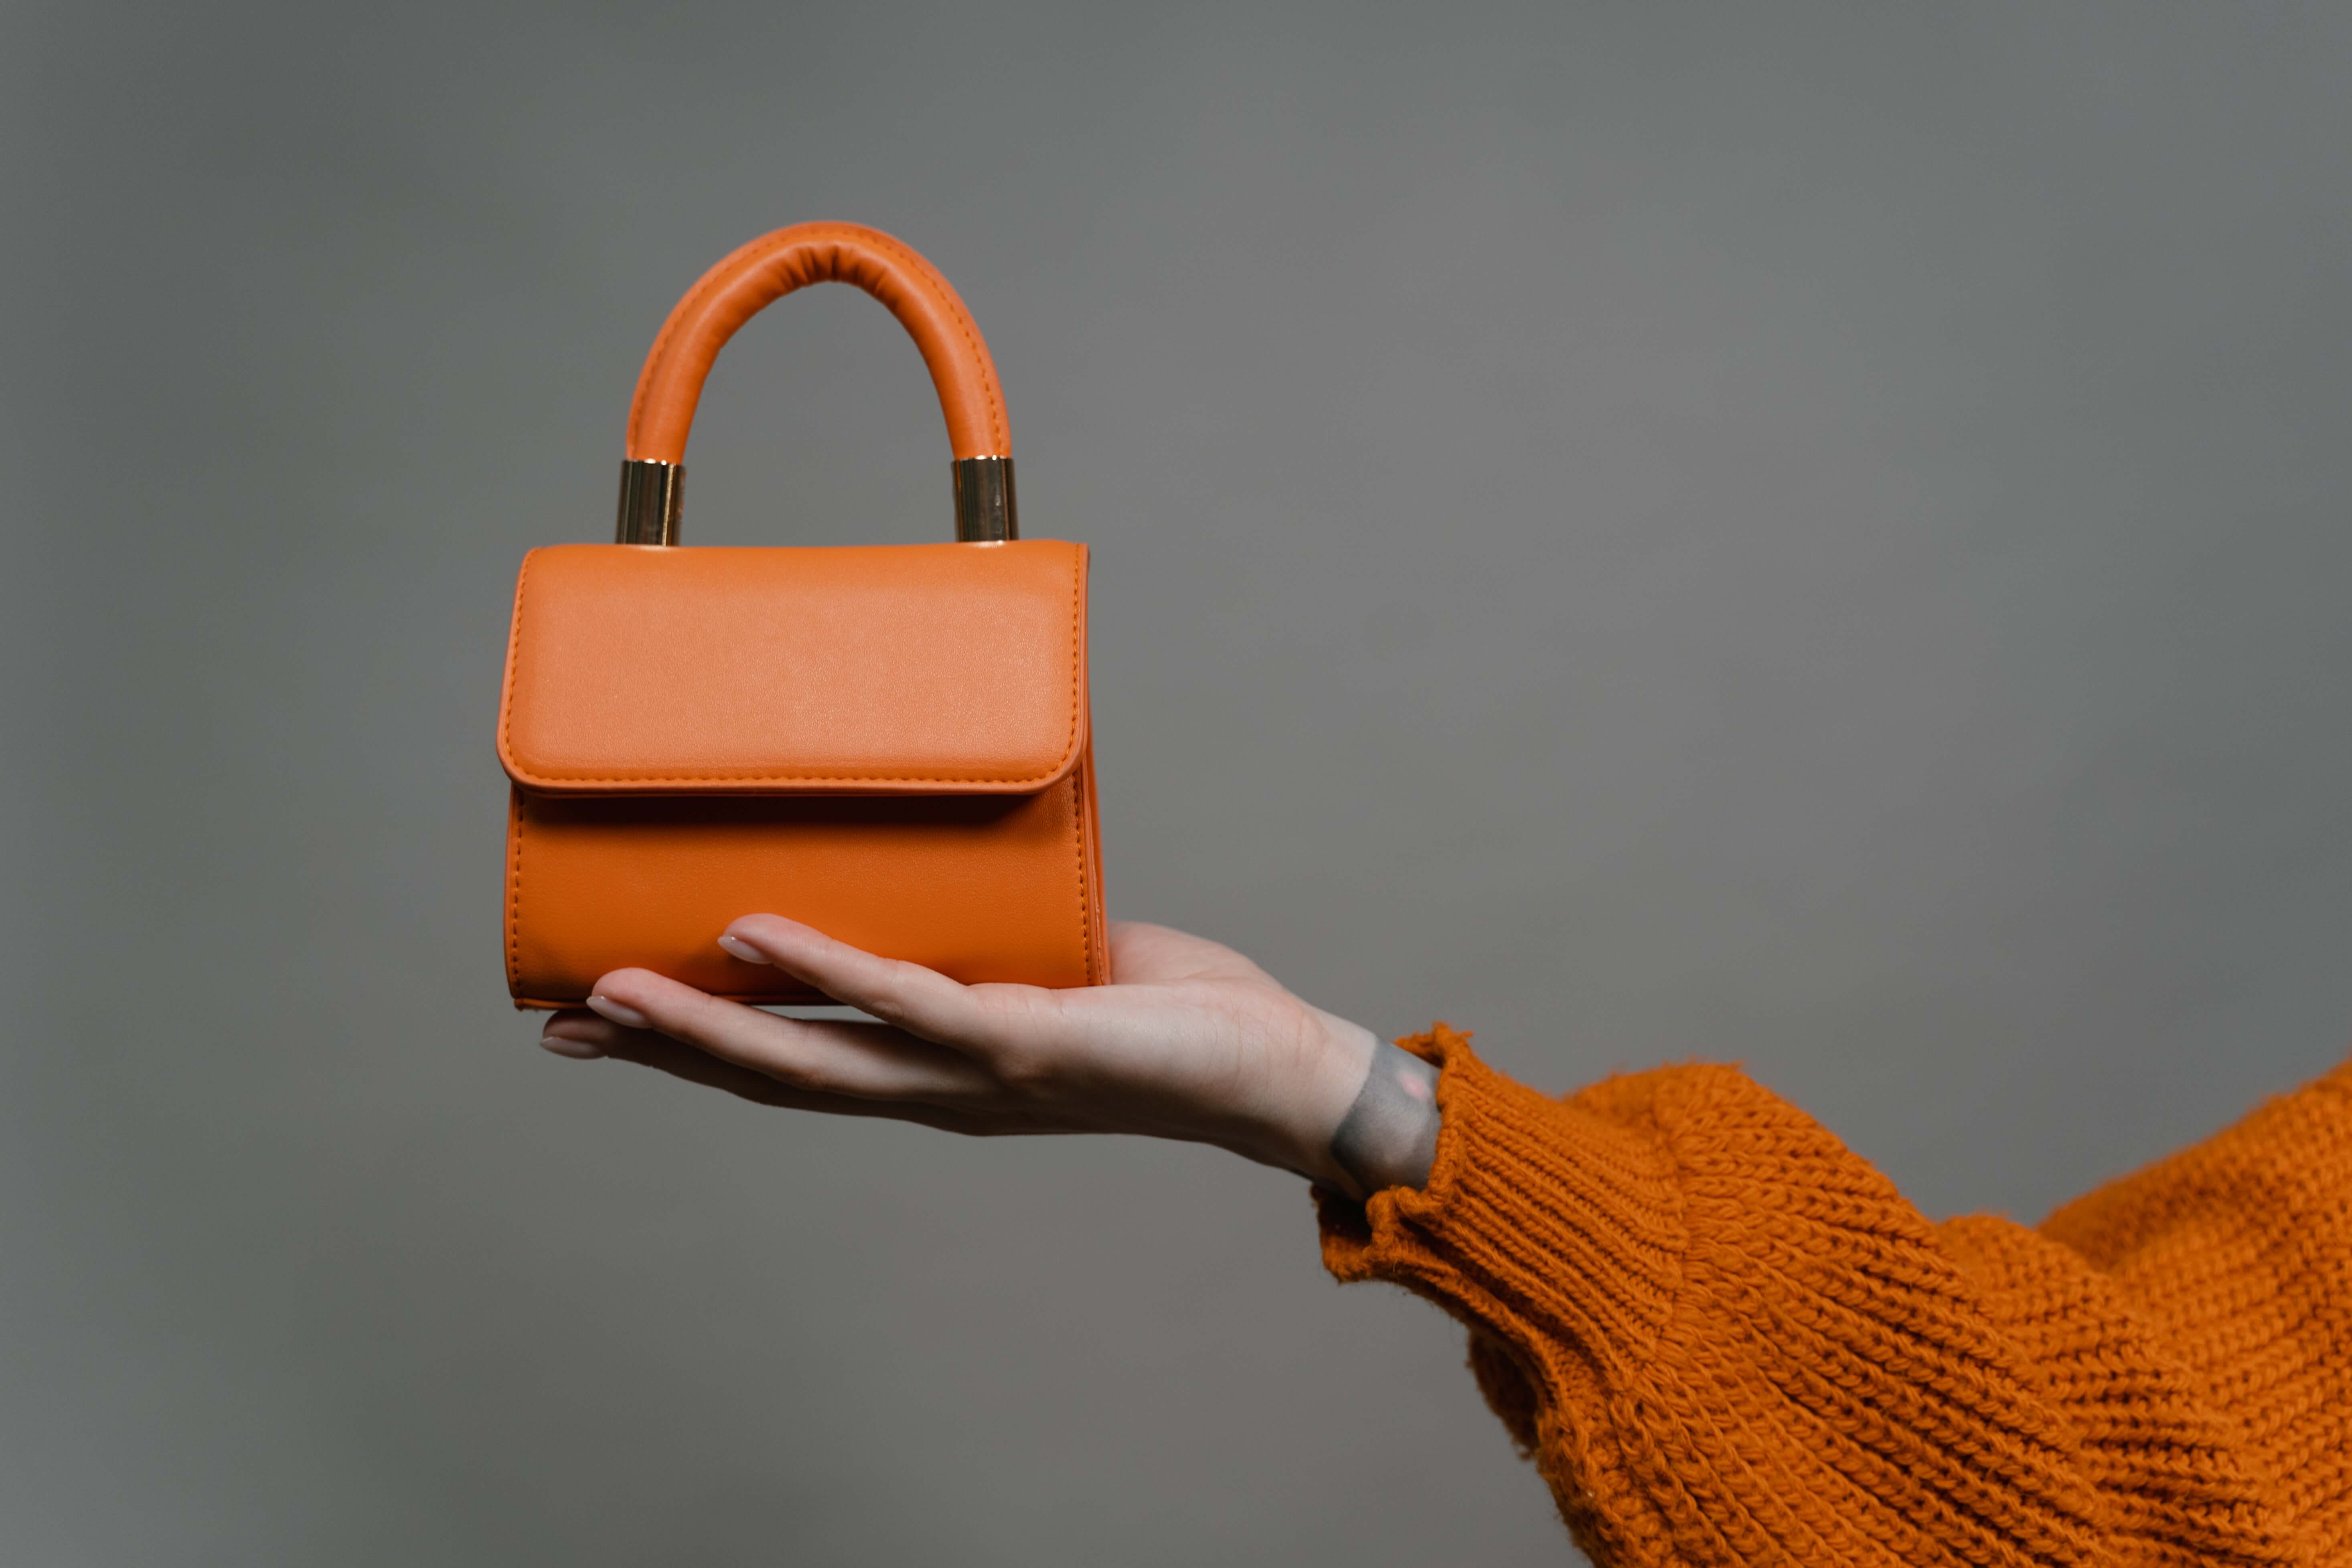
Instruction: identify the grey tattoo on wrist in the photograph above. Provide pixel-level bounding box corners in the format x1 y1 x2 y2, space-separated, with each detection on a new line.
1327 1042 1441 1199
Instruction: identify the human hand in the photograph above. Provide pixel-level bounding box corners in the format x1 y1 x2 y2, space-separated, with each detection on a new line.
537 916 1440 1199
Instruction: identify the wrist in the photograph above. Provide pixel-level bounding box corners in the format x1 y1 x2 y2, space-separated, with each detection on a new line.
1228 1007 1375 1191
1324 1038 1441 1199
1266 1011 1441 1200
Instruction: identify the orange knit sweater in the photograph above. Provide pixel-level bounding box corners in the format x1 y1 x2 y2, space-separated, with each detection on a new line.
1319 1027 2352 1567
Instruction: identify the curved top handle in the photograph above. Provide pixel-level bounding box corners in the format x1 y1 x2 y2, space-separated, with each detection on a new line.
627 221 1009 462
617 223 1017 543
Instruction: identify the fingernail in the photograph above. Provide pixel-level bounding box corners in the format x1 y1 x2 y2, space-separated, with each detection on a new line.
539 1034 607 1059
585 995 651 1029
717 934 768 965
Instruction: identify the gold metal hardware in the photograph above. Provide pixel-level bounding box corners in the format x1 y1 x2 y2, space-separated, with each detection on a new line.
952 456 1019 542
617 455 1014 544
615 459 685 545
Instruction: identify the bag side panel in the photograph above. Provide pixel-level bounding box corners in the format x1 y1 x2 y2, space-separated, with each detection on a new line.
1075 744 1108 985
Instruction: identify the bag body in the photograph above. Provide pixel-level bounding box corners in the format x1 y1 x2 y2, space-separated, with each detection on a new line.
496 224 1106 1007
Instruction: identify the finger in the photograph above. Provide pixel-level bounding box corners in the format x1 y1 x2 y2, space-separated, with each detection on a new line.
540 1009 613 1058
596 1027 1030 1133
545 1013 1050 1134
587 966 996 1104
717 914 1037 1051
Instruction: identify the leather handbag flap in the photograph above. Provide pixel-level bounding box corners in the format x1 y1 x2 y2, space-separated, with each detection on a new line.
498 539 1087 795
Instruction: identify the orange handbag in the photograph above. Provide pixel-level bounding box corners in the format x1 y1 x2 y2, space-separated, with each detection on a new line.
496 223 1107 1008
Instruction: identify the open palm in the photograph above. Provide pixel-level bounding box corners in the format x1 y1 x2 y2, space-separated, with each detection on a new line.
539 916 1382 1190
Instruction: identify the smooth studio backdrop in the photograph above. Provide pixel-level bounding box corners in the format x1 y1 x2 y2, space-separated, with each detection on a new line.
6 4 2351 1563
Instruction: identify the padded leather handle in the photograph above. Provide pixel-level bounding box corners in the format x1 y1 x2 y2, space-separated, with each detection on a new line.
625 223 1010 464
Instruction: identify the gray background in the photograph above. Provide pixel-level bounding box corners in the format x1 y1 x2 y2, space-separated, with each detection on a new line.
6 2 2349 1562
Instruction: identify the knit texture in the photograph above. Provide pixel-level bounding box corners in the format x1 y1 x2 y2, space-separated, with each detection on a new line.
1318 1027 2352 1566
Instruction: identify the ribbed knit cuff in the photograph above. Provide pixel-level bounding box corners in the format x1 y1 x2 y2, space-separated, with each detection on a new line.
1317 1026 1686 1362
1319 1032 2127 1568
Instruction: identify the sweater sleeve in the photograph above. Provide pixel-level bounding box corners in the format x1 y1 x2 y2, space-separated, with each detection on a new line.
1317 1027 2352 1568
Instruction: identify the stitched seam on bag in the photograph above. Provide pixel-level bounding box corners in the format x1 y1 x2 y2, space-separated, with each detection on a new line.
506 790 525 991
500 547 1084 788
867 227 1005 453
836 226 1006 454
627 225 815 454
502 556 531 995
1072 769 1096 985
628 230 799 454
626 231 744 453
